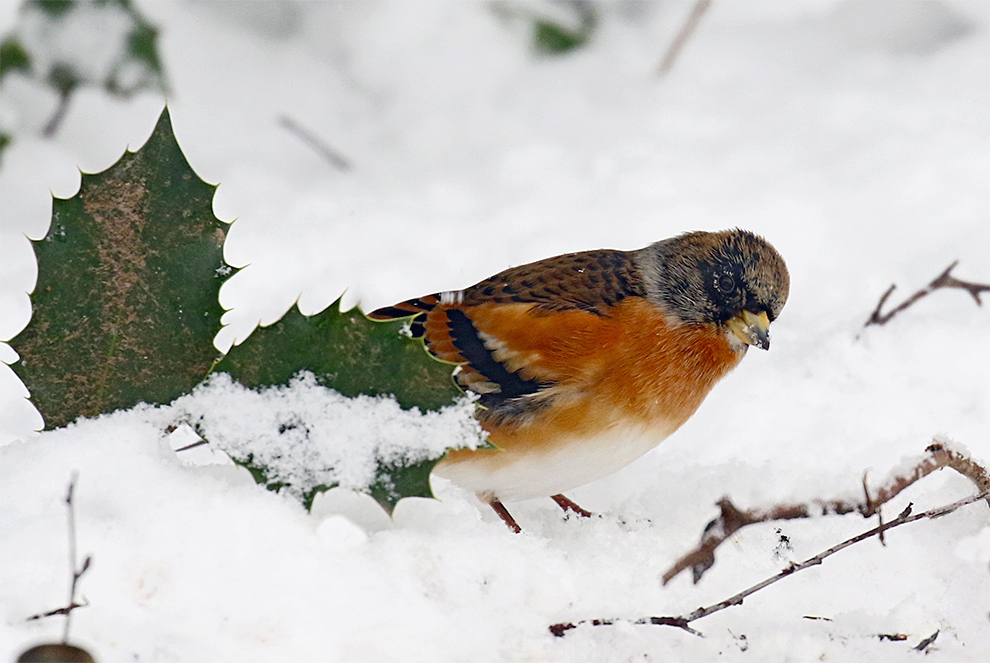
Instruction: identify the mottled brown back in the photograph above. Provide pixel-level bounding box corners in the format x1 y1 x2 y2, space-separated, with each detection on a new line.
459 250 645 314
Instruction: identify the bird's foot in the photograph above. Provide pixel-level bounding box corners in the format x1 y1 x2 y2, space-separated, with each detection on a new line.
551 494 593 518
489 499 522 533
488 495 592 532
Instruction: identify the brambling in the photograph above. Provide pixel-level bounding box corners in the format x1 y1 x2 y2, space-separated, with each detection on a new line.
370 229 789 532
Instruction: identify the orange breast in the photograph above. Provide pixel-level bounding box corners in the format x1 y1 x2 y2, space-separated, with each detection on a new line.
449 297 743 458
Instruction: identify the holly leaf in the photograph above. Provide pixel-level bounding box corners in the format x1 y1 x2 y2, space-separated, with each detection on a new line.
215 299 461 411
211 300 471 513
9 107 234 429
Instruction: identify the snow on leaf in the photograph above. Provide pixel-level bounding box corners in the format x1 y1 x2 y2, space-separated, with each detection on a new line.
164 373 485 514
214 298 462 412
210 299 480 512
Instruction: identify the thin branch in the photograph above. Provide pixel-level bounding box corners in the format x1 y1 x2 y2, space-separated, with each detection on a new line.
657 0 712 75
174 439 210 453
877 633 908 641
662 441 989 585
550 489 989 637
25 475 93 640
41 89 73 138
914 630 939 652
278 115 352 171
862 473 885 546
864 261 990 328
64 476 78 642
26 600 89 621
943 448 990 498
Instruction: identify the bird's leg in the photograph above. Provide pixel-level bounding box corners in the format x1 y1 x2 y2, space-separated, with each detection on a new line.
551 494 593 518
489 499 522 533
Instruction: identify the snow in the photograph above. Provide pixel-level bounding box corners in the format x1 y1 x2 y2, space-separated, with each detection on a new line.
1 1 989 661
159 372 483 501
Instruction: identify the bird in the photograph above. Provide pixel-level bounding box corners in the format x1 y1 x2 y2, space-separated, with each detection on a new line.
369 229 789 532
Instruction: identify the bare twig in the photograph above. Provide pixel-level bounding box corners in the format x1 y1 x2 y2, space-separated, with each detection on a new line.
41 89 73 138
26 600 89 621
61 475 91 643
662 441 989 585
24 475 93 642
657 0 712 75
914 630 939 652
802 621 912 645
174 439 210 453
878 633 908 641
864 261 990 328
942 448 990 499
278 115 352 171
862 473 885 546
550 489 989 637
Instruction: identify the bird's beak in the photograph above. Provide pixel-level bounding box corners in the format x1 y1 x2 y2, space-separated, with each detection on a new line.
727 309 771 351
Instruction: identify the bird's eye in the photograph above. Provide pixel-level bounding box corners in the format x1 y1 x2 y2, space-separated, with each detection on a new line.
716 274 735 292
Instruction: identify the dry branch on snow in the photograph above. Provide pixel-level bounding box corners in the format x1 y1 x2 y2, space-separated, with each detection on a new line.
663 440 990 585
551 440 989 638
18 475 98 663
863 261 990 328
657 0 713 75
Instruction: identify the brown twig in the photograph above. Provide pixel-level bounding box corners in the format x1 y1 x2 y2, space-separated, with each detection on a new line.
862 473 885 546
62 475 88 643
41 88 73 138
278 114 352 171
878 633 908 641
943 449 990 498
914 630 939 652
24 475 93 642
26 600 89 621
662 441 989 585
657 0 712 75
864 261 990 328
550 489 989 637
174 439 210 453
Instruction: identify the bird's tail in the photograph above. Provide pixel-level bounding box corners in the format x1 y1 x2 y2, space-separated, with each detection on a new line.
367 293 442 338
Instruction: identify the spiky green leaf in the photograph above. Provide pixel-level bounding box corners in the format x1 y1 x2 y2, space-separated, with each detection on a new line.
213 300 470 513
215 300 461 411
9 107 234 429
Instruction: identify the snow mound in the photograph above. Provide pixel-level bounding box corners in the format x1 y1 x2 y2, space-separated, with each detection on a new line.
158 372 484 499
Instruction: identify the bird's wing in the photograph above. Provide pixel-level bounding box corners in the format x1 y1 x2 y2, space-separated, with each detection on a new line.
460 249 644 314
368 250 645 421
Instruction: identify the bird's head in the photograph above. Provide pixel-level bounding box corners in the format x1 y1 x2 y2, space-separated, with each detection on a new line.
635 229 789 351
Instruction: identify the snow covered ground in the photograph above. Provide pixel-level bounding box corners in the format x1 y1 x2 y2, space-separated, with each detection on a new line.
1 1 989 661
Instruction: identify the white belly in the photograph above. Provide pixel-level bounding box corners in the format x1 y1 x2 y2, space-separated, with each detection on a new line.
434 420 678 502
